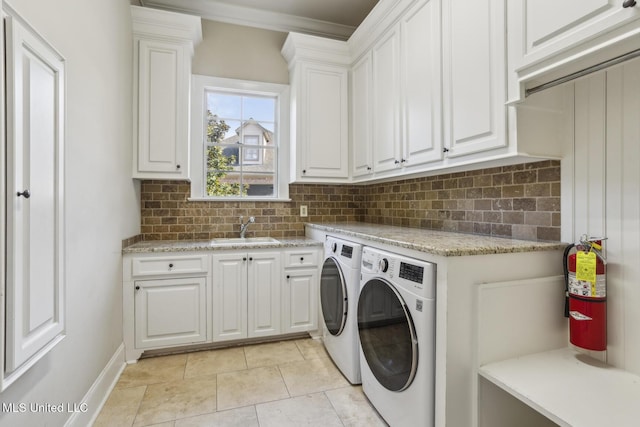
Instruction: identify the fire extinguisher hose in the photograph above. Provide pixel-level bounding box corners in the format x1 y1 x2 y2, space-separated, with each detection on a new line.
563 243 575 318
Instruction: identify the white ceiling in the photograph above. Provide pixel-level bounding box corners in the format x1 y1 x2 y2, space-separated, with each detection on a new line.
137 0 379 39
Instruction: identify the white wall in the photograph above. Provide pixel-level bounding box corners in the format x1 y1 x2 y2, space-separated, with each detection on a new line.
0 0 139 425
562 57 640 374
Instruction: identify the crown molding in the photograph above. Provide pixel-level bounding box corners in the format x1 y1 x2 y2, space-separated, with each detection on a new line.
140 0 356 40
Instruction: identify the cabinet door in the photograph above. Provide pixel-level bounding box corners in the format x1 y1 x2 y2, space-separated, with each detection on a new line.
351 53 373 178
4 14 66 374
442 0 507 157
372 26 402 173
135 277 207 348
282 269 319 334
297 62 349 180
212 253 247 341
401 0 443 167
247 252 281 338
134 38 188 178
515 0 639 69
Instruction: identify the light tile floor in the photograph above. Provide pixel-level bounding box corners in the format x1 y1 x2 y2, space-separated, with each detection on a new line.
94 338 387 426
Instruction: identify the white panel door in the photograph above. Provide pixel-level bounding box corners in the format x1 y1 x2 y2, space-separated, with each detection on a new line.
282 269 318 333
442 0 507 157
372 26 401 172
351 53 373 178
247 252 281 338
604 59 640 374
135 278 207 348
518 0 639 68
212 253 247 341
299 63 349 179
4 14 65 373
135 38 188 177
400 0 443 167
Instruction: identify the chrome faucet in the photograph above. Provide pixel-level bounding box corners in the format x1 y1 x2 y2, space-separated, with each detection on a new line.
239 216 255 238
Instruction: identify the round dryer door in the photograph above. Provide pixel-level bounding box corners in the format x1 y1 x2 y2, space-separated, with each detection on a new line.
357 278 418 392
320 257 347 336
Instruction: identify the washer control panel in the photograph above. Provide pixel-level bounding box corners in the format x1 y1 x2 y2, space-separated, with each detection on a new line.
361 247 436 299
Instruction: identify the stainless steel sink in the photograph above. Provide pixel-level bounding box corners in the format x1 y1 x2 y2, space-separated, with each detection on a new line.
212 237 280 245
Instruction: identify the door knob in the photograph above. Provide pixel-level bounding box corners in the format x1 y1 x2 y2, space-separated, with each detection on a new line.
17 189 31 198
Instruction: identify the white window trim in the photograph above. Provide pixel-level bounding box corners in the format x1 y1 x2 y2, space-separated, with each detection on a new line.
189 75 290 201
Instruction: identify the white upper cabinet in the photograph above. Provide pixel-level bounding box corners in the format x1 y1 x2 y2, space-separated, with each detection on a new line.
282 33 351 183
131 6 201 180
400 0 443 168
2 7 66 391
351 52 373 178
508 0 640 100
371 25 402 174
442 0 507 158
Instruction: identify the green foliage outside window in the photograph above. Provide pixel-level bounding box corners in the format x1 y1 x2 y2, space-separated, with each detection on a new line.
206 111 248 196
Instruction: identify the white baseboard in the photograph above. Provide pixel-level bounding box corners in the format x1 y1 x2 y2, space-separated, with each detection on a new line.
64 343 126 427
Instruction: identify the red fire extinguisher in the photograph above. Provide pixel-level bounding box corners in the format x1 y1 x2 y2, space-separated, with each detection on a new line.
563 235 607 351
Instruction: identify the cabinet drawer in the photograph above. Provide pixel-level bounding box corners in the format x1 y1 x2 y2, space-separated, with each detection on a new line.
131 254 208 277
283 250 319 268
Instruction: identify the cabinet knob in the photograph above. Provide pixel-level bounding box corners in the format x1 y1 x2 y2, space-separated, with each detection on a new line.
394 160 400 164
623 0 636 7
176 164 181 169
443 147 450 153
366 166 372 171
249 257 253 261
243 257 247 261
286 275 290 279
135 285 140 290
300 257 304 262
17 189 31 198
168 263 174 268
302 169 306 174
401 158 407 163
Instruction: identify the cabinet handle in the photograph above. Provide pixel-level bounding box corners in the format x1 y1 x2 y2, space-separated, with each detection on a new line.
623 0 636 7
17 189 31 198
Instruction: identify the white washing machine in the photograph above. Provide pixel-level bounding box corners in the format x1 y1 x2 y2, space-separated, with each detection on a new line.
358 246 436 427
320 236 363 384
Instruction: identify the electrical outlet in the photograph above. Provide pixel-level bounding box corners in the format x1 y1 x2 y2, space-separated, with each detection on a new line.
300 205 308 217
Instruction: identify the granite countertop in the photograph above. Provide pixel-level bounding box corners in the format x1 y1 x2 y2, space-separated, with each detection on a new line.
122 237 322 254
306 222 566 257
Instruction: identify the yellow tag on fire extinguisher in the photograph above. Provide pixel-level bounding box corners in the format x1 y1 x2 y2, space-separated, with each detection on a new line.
576 251 597 284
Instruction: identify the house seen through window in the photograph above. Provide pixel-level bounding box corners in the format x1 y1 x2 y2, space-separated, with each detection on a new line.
205 91 277 197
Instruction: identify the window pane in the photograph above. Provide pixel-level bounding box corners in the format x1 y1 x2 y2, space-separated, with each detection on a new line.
242 147 275 172
207 145 240 172
243 96 275 122
207 92 240 119
245 174 275 197
207 115 239 143
206 172 246 197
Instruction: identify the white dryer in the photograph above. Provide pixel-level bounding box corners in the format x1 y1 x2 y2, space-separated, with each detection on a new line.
320 236 363 384
358 246 436 426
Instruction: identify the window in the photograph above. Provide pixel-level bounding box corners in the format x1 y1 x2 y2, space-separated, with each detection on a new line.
190 75 290 201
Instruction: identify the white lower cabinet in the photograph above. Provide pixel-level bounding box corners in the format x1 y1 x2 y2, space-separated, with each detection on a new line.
282 269 318 333
212 251 281 342
124 246 320 362
134 277 207 348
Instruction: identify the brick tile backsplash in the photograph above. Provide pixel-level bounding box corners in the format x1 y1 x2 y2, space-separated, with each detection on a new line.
138 160 561 242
